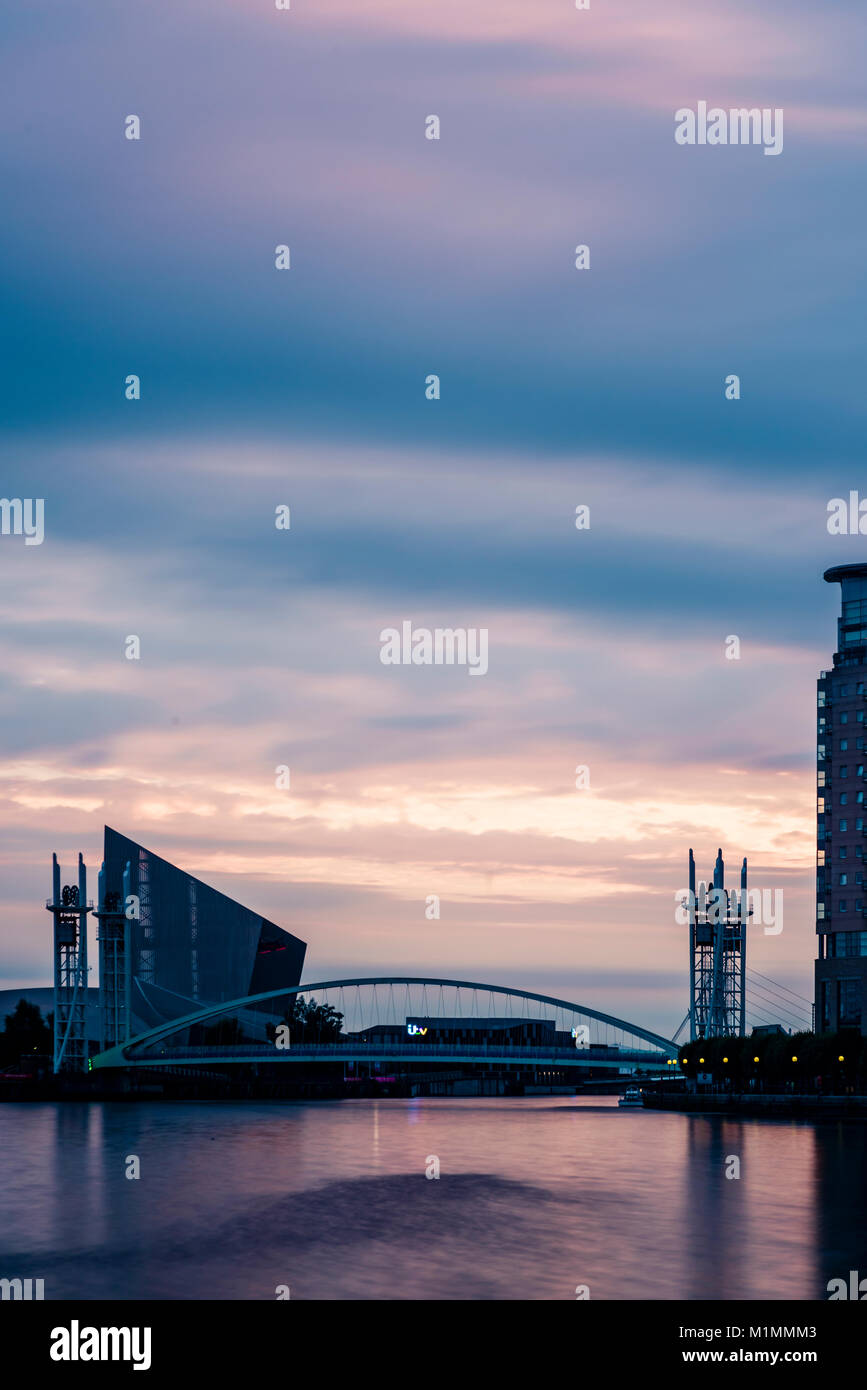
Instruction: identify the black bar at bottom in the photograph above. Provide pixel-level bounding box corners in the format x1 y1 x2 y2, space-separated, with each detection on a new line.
1 1299 859 1376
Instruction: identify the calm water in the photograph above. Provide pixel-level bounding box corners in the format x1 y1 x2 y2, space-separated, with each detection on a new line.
2 1096 866 1300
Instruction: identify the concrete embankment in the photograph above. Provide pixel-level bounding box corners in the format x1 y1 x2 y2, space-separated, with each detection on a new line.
643 1092 867 1118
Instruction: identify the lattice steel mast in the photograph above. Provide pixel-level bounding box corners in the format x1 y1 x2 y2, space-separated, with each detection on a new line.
45 852 92 1072
688 847 749 1040
94 857 132 1049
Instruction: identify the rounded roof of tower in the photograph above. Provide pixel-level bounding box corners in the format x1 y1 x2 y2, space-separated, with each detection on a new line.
824 564 867 584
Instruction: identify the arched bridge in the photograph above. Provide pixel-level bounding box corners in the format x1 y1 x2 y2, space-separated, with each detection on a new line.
91 977 678 1073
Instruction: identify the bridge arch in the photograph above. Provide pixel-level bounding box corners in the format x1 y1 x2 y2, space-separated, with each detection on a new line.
92 977 678 1069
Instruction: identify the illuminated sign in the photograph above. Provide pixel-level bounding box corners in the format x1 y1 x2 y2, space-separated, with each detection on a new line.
406 1024 428 1037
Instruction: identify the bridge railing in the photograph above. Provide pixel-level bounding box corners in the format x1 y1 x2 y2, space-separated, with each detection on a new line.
127 1041 668 1063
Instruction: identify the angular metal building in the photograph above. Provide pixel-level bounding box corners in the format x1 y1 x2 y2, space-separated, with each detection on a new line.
100 826 306 1042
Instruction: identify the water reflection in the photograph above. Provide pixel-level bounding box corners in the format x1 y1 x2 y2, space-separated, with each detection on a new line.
0 1098 859 1300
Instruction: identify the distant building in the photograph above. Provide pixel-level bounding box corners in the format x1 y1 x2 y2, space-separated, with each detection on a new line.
348 1017 572 1047
817 567 867 1034
102 827 307 1036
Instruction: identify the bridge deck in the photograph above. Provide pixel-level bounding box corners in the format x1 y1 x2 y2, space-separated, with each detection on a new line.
115 1043 669 1069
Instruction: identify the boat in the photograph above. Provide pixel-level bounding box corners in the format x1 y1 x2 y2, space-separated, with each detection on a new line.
618 1085 644 1108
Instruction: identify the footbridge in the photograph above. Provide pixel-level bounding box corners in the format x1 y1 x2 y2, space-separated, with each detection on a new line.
90 977 679 1074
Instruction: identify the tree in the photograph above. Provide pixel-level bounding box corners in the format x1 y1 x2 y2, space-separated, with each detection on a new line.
0 999 52 1068
267 995 344 1044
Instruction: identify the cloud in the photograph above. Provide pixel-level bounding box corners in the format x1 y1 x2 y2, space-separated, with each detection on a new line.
0 0 848 1031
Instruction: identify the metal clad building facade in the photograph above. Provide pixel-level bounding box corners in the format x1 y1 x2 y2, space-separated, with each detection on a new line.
103 826 306 1034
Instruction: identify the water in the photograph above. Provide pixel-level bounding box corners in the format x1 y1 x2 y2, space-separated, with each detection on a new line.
1 1096 865 1300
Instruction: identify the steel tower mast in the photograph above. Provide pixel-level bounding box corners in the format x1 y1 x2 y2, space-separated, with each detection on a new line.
94 857 132 1050
688 847 749 1040
45 852 92 1072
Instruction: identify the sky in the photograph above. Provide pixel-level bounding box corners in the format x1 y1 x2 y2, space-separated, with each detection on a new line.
1 0 865 1037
